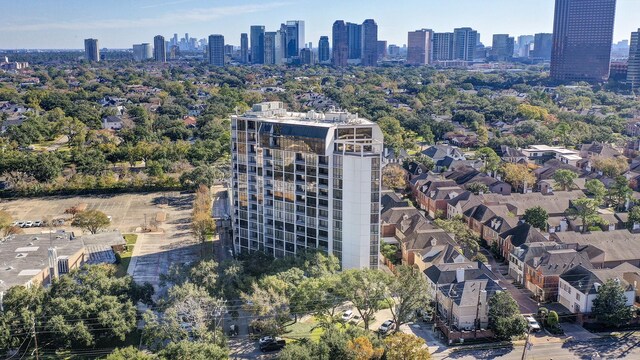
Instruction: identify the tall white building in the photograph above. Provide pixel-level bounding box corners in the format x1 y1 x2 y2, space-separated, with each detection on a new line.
231 102 383 269
133 43 153 61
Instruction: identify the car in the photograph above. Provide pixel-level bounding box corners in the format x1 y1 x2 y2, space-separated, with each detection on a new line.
259 336 276 346
260 339 285 352
378 320 395 334
524 315 541 332
12 221 19 227
17 221 26 228
33 221 43 227
24 221 33 228
341 309 354 321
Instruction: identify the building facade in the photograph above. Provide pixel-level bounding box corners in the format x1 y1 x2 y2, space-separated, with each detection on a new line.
240 33 249 63
318 36 330 63
550 0 617 82
361 19 378 66
532 33 553 60
332 21 349 67
453 28 478 61
285 20 305 60
628 29 640 90
347 22 362 60
407 29 432 65
433 32 454 61
230 102 384 269
153 35 166 62
491 34 514 62
250 25 265 64
132 43 152 61
84 38 99 62
207 35 225 66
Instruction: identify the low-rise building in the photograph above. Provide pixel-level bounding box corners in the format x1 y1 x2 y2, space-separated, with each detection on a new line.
552 230 640 268
558 265 635 314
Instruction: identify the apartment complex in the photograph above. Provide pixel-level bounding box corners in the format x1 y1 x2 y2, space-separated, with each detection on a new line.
230 102 384 269
84 38 99 62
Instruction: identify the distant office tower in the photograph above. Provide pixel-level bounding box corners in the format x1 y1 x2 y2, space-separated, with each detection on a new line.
531 33 553 60
240 33 249 63
264 31 284 65
628 29 640 90
453 28 478 61
250 26 266 64
224 45 234 56
407 29 433 65
172 34 178 47
154 35 166 62
332 20 349 67
230 102 384 269
84 38 99 62
551 0 617 82
170 45 180 60
133 43 152 61
516 35 534 58
433 32 454 61
347 22 362 60
491 34 515 61
300 48 315 65
318 36 330 63
388 44 400 58
377 41 387 60
285 20 305 59
361 19 378 66
208 35 225 66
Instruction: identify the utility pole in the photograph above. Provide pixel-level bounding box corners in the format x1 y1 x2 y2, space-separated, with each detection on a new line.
521 328 531 360
32 318 40 360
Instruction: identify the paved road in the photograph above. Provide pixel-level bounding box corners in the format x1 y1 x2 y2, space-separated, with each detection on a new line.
481 248 539 314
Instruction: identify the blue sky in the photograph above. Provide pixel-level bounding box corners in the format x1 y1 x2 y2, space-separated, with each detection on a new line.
1 0 638 49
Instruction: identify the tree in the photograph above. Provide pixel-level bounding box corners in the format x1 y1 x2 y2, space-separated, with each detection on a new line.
72 209 110 234
340 269 392 330
501 163 536 193
523 206 548 230
434 217 480 258
592 279 633 327
0 210 14 237
386 266 431 331
608 176 632 211
278 342 314 360
553 169 578 191
627 206 640 230
592 156 628 178
547 311 559 327
242 282 291 335
585 179 607 205
566 198 600 233
476 147 501 176
384 332 430 360
158 341 227 360
106 347 155 360
467 182 489 195
347 336 384 360
382 164 407 190
488 291 527 340
179 164 226 188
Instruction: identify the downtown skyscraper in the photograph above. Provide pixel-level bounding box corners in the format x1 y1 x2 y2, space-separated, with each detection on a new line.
453 28 478 61
550 0 617 82
240 33 249 64
347 22 362 60
491 34 514 62
84 38 99 62
250 26 265 64
230 102 384 269
332 21 349 67
285 20 305 59
433 32 454 61
318 36 330 63
628 29 640 91
361 19 378 66
132 43 152 61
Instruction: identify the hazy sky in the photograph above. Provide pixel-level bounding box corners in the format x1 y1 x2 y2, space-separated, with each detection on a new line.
1 0 638 49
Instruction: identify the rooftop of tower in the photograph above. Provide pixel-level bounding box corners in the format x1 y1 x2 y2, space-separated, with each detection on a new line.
236 101 375 127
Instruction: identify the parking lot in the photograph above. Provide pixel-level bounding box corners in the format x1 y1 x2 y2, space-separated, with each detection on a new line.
0 192 201 292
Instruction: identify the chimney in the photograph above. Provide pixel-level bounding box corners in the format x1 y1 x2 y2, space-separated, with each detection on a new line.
456 267 465 283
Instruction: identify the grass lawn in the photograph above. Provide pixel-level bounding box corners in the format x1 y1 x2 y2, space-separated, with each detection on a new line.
115 234 138 277
283 317 325 342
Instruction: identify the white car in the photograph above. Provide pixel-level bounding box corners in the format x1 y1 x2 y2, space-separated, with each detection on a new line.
378 320 395 334
341 310 354 321
259 336 276 346
524 315 541 332
24 221 33 228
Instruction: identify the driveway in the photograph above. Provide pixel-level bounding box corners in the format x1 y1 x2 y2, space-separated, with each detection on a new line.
481 249 539 314
560 323 599 341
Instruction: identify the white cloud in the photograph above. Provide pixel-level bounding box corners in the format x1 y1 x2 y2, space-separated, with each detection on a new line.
1 2 289 32
140 0 199 9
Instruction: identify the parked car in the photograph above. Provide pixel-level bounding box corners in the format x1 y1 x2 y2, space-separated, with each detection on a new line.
524 315 541 332
341 310 354 321
260 339 285 352
24 221 33 228
259 336 276 346
378 320 395 334
33 221 43 227
17 221 26 228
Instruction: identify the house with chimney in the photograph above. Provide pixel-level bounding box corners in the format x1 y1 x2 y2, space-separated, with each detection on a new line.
558 265 635 314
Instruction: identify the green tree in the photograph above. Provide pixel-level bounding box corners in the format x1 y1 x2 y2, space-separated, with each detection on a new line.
0 210 14 237
501 163 536 193
547 311 559 327
566 198 601 234
592 279 633 327
382 164 407 190
180 164 226 188
608 176 632 211
106 347 155 360
467 182 489 195
523 206 549 230
627 206 640 230
347 336 384 360
476 147 501 176
340 269 392 330
278 342 314 360
585 179 607 205
386 266 431 332
488 291 527 340
384 332 431 360
434 216 480 258
553 169 578 191
72 209 111 234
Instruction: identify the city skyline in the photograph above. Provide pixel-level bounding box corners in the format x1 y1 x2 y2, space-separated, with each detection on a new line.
1 0 640 49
